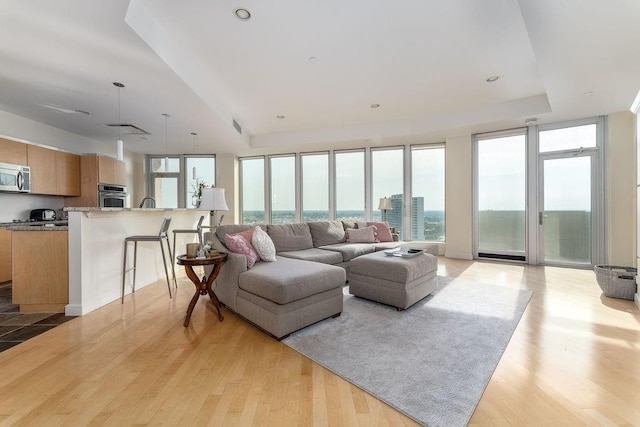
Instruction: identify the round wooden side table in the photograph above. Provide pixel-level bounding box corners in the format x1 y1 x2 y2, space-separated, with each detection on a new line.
176 252 228 327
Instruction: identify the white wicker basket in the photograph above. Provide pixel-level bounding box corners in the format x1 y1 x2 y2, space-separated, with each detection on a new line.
594 265 637 300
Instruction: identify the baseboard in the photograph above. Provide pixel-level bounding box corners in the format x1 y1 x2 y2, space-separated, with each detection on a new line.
444 251 473 260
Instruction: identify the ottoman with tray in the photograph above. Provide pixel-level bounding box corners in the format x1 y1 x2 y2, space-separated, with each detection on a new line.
348 248 438 310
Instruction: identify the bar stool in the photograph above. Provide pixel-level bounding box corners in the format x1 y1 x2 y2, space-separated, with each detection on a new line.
172 215 205 259
121 217 176 303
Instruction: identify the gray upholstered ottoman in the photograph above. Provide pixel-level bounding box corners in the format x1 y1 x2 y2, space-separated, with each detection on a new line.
348 250 438 309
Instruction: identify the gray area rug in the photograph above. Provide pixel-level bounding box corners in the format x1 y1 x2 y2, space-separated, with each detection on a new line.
283 276 532 427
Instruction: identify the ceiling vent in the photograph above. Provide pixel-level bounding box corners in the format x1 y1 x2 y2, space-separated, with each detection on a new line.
39 104 90 115
232 118 242 135
102 123 151 135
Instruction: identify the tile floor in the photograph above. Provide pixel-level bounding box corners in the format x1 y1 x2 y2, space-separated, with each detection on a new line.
0 283 76 352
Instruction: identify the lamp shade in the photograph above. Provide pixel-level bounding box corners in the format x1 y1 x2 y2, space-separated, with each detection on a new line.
378 197 392 211
199 187 229 211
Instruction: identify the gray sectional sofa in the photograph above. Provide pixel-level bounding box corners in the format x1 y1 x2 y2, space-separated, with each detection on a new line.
205 220 437 339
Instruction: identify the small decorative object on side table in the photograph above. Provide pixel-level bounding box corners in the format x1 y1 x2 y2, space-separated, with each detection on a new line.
176 252 228 327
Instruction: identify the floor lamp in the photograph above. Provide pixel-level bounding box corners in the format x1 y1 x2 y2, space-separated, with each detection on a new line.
199 187 229 232
378 197 392 222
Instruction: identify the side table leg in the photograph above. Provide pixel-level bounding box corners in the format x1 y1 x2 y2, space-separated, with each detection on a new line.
184 290 200 327
206 288 224 321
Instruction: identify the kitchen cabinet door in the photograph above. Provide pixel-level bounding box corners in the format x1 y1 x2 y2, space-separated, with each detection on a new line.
12 230 68 312
0 138 28 165
27 145 57 195
56 151 80 196
98 155 114 184
97 156 126 185
113 159 127 185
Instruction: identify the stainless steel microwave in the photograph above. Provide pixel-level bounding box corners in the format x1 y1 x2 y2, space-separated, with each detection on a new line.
0 162 30 193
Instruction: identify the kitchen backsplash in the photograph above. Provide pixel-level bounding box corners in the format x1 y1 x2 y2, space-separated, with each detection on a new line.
0 193 64 222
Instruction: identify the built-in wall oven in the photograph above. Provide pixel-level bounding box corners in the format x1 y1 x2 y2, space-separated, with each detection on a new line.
98 183 127 208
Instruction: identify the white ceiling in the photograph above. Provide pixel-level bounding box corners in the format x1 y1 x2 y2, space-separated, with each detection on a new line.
0 0 639 156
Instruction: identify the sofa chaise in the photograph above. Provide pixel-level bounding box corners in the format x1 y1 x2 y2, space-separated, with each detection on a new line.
205 220 438 339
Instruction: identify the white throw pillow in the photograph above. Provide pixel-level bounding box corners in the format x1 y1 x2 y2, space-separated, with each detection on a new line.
252 226 277 262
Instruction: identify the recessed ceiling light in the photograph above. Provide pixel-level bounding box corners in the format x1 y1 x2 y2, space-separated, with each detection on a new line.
371 104 380 108
486 76 500 83
139 136 149 140
190 132 198 136
234 8 251 20
308 56 317 62
583 91 593 95
276 115 285 119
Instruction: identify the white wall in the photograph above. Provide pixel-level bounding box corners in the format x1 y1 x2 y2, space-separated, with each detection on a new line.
606 111 636 266
444 134 474 259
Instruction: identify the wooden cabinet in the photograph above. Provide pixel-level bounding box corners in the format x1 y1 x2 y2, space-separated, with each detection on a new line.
27 145 57 194
12 230 68 313
98 155 126 185
0 229 11 283
0 138 28 165
27 145 80 196
65 155 126 207
56 151 81 196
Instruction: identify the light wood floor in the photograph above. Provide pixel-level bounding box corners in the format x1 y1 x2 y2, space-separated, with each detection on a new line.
0 258 638 426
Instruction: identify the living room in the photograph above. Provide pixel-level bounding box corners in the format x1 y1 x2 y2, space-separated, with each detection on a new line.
1 1 639 425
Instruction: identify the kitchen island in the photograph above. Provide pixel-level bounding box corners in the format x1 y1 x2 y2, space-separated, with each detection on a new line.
65 208 206 316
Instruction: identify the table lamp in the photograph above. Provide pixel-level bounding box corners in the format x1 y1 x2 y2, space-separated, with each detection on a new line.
378 197 392 222
199 187 229 231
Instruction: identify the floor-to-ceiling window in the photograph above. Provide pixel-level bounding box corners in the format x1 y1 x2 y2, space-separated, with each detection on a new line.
148 155 216 209
335 150 365 221
238 145 445 243
148 157 180 208
474 130 527 261
301 152 329 221
240 157 265 224
185 156 215 207
371 147 404 233
270 155 296 224
411 145 445 242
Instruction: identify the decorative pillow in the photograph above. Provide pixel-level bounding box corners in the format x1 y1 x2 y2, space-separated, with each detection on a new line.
224 234 259 268
356 221 368 230
238 226 255 243
367 221 394 242
346 226 379 243
252 226 277 262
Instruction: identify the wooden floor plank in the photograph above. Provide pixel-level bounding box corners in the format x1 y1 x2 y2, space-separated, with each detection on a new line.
0 259 638 425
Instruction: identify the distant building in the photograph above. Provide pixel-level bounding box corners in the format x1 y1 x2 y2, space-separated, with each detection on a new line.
386 194 425 240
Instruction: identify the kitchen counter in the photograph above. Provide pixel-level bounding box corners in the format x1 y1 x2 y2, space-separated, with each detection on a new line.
1 220 69 230
3 221 68 231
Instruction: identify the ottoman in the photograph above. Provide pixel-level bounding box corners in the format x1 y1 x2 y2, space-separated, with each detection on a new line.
348 250 438 309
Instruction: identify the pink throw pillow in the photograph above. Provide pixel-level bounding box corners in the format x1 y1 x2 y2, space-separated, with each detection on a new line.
367 221 394 242
224 234 259 268
238 226 255 243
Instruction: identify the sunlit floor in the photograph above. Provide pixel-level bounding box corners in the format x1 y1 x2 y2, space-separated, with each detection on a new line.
0 258 638 426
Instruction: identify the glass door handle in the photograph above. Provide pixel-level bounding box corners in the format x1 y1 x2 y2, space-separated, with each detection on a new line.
539 212 548 225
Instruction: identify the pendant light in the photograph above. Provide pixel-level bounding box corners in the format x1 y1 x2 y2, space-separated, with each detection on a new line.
191 132 197 179
113 82 125 161
162 113 170 170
